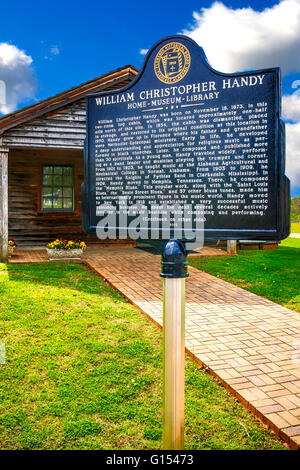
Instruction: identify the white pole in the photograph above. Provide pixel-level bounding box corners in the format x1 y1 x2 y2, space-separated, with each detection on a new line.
163 277 185 449
0 147 9 262
227 239 237 255
160 239 188 450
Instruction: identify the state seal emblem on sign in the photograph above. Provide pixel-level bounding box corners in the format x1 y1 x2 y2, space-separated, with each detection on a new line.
154 42 191 84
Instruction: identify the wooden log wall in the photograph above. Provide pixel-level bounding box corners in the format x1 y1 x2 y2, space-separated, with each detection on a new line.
3 100 87 149
3 75 137 247
8 148 85 245
1 75 134 149
8 148 133 246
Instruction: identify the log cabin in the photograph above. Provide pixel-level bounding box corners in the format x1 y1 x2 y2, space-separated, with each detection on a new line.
0 65 138 260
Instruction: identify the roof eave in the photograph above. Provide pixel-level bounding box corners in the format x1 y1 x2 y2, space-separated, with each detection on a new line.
0 65 138 135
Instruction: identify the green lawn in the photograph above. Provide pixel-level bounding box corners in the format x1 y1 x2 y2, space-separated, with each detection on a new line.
189 238 300 314
0 263 285 450
291 222 300 233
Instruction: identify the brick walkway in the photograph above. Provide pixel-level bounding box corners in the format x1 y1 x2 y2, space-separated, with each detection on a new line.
8 246 300 449
9 249 49 263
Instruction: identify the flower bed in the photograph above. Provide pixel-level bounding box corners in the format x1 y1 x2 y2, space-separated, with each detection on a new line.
46 239 86 260
8 238 18 256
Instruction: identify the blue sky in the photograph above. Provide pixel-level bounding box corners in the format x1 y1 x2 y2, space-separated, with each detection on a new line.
0 0 300 196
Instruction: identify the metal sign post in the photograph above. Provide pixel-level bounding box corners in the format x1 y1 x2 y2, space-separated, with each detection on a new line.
160 239 189 450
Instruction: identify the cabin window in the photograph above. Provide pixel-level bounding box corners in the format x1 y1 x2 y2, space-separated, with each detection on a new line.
41 165 74 211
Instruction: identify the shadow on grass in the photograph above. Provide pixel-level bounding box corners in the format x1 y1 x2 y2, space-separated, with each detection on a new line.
3 262 124 301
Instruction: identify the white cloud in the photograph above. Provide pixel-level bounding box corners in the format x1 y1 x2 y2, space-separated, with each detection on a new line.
282 93 300 121
183 0 300 74
286 122 300 186
50 46 60 56
139 48 148 56
279 94 300 186
0 43 36 114
184 1 300 191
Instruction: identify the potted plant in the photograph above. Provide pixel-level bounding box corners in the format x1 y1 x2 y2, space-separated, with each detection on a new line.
46 238 87 260
8 238 18 257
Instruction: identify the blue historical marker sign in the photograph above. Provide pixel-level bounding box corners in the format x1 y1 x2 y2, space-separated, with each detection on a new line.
82 35 290 242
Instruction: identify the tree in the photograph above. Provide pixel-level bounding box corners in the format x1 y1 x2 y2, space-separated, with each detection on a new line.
291 197 300 222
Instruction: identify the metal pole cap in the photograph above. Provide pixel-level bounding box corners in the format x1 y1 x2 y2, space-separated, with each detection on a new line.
160 239 189 278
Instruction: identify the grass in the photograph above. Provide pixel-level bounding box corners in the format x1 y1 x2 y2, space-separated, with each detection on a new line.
189 237 300 314
0 262 286 450
291 222 300 233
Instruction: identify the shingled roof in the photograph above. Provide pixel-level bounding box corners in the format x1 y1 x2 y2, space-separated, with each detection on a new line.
0 64 138 135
